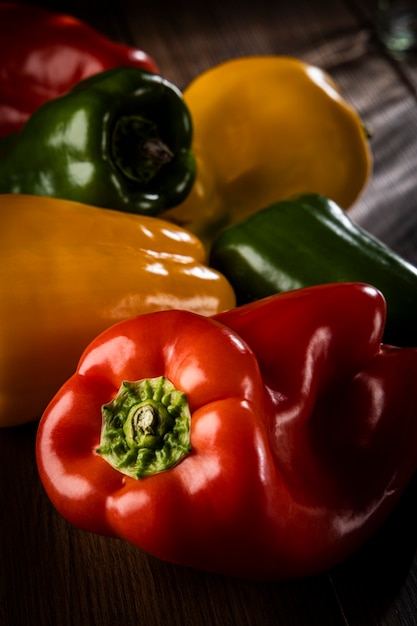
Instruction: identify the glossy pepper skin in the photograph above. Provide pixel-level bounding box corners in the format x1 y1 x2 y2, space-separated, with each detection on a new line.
210 193 417 347
0 1 158 138
161 56 371 248
36 283 417 581
0 67 196 216
0 194 235 427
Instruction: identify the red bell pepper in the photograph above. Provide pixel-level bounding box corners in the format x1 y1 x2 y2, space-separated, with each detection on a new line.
0 2 158 138
36 283 417 580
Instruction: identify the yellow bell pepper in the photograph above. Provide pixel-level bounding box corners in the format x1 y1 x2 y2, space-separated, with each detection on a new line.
0 194 235 426
161 56 372 248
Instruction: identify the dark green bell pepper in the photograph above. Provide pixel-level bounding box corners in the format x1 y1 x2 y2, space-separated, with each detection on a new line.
210 193 417 347
0 67 196 216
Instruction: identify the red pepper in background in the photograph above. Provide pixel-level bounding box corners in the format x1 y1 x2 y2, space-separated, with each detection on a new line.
0 2 158 138
36 283 417 580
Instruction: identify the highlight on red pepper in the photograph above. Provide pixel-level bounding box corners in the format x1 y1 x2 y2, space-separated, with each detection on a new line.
36 282 417 581
0 1 158 138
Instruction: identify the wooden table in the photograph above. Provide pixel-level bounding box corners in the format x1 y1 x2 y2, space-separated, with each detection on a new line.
1 0 417 624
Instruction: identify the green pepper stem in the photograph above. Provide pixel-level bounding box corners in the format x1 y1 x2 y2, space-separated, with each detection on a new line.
96 376 192 479
111 115 174 184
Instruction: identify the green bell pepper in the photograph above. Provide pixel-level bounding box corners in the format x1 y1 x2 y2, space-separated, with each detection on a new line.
0 67 196 216
209 193 417 347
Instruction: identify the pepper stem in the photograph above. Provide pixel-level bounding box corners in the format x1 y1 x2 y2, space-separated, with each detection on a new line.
111 115 174 184
96 376 192 479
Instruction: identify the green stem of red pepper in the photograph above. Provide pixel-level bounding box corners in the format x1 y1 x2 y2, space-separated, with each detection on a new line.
97 376 192 479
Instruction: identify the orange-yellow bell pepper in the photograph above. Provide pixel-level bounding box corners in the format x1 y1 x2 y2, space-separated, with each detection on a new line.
0 194 235 426
161 56 372 248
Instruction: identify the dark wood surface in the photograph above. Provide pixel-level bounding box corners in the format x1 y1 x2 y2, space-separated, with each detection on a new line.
2 0 417 624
